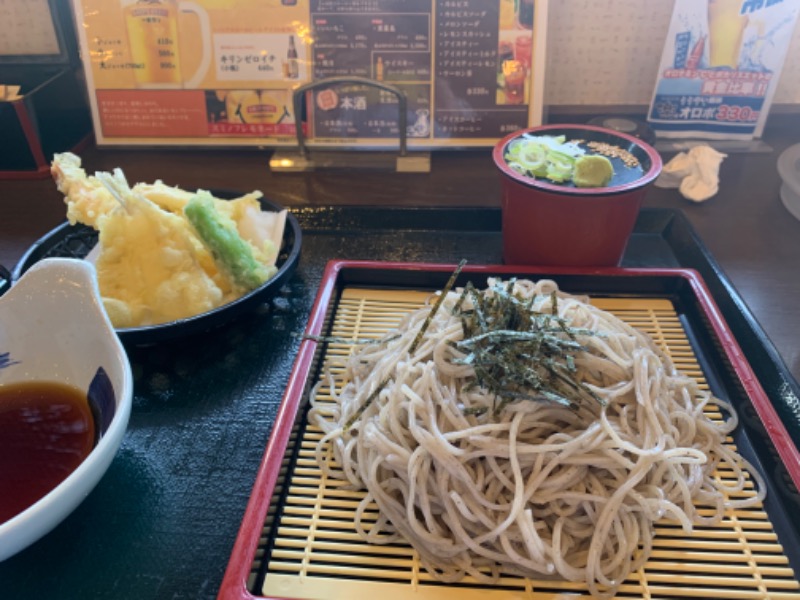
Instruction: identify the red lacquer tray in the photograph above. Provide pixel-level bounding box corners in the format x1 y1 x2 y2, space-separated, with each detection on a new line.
218 261 800 600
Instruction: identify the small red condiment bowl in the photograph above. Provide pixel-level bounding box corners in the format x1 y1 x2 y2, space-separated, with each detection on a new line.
493 124 663 267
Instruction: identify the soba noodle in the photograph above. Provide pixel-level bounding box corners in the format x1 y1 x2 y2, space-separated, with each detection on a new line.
308 278 764 598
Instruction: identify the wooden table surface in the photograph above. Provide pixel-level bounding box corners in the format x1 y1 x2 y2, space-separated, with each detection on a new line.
2 117 799 382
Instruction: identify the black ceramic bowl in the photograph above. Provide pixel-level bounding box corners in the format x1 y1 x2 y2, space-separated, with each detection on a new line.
12 191 301 345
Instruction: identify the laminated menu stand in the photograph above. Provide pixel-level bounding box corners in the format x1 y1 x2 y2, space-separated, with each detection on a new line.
270 76 431 173
0 0 92 179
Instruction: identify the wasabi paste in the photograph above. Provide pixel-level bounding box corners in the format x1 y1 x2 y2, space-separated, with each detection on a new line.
573 155 614 188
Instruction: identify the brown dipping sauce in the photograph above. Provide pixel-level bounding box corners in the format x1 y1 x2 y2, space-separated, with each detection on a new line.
0 381 96 524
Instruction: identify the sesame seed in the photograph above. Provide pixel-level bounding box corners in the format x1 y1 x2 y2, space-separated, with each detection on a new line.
586 141 640 168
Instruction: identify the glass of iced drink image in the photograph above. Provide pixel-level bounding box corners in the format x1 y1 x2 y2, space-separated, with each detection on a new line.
503 59 526 105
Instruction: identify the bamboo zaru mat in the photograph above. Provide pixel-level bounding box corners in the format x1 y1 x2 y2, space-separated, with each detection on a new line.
255 287 800 600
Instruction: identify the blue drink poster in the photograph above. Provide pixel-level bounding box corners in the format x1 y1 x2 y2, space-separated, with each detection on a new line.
647 0 800 140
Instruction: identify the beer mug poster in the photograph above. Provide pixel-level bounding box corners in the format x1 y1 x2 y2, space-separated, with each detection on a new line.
648 0 800 140
70 0 546 148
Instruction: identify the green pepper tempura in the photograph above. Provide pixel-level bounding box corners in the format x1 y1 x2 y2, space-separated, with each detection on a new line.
184 191 275 292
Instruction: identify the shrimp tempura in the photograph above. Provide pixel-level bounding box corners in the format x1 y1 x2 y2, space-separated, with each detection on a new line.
52 152 119 228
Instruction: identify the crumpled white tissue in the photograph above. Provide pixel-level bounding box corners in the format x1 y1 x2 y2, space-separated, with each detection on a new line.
655 145 727 202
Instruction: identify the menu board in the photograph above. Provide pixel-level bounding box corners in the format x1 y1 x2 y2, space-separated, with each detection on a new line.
71 0 546 148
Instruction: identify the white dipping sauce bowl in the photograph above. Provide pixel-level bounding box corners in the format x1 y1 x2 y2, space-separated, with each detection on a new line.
0 258 133 561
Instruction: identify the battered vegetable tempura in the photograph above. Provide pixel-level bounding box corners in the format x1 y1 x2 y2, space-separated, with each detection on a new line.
51 153 286 328
184 193 276 291
92 171 224 328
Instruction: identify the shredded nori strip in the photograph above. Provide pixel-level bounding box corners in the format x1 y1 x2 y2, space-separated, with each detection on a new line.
342 259 467 430
452 279 605 414
302 334 400 346
315 263 605 433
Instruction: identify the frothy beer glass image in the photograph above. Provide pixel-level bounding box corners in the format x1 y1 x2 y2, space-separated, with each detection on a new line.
708 0 748 68
122 0 211 88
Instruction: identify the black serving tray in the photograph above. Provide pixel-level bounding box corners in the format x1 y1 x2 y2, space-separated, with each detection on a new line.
1 205 799 600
